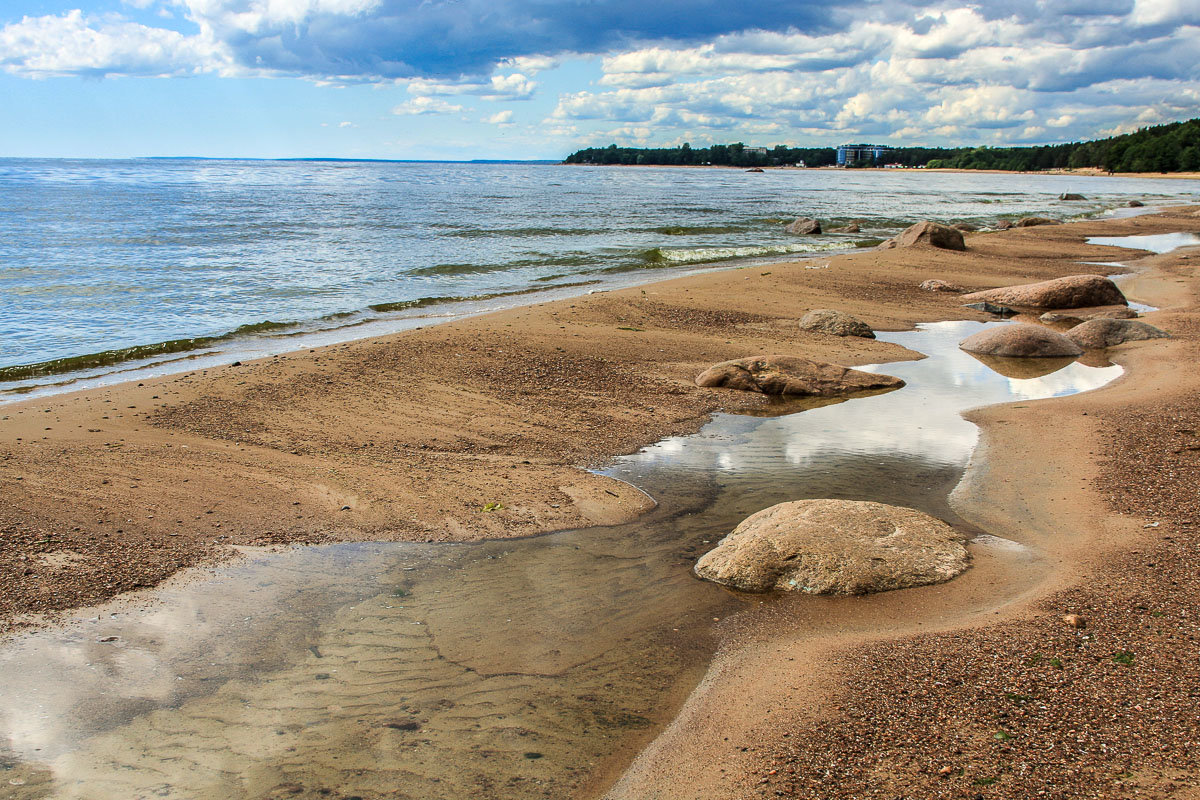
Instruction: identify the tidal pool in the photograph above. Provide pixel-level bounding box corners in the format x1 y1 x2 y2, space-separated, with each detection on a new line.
0 321 1122 800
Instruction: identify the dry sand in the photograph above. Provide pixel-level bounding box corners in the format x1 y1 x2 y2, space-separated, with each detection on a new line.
2 205 1199 798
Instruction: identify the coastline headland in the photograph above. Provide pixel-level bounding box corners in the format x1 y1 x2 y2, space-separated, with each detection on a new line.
1 205 1198 797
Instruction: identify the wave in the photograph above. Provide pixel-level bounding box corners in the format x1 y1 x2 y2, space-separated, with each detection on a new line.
633 241 853 268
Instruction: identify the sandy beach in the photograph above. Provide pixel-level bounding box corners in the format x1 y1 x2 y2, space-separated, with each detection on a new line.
2 205 1199 797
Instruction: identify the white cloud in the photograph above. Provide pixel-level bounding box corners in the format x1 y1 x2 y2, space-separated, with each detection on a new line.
485 110 515 125
0 10 231 78
391 96 465 115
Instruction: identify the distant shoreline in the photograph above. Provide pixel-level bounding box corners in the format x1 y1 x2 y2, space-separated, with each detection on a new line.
565 162 1200 179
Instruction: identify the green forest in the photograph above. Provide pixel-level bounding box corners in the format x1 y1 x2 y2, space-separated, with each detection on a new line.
563 118 1200 173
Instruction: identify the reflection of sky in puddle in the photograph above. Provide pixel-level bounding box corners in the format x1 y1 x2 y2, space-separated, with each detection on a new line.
1087 231 1200 253
0 320 1124 800
611 321 1120 500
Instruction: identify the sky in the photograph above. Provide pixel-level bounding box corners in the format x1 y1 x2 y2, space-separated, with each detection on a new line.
1 0 1198 159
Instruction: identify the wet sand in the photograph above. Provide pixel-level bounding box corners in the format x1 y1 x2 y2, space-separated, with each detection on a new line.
2 206 1199 797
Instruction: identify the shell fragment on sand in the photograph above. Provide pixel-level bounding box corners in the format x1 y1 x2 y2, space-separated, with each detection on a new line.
694 500 969 595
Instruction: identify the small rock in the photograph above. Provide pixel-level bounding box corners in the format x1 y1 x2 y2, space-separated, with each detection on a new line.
1063 613 1087 629
962 301 1016 317
231 361 242 367
1059 193 1087 201
828 223 860 233
1014 216 1061 227
952 222 979 232
994 220 1014 230
695 356 903 397
1066 318 1170 349
798 309 875 339
1039 312 1084 327
1127 200 1144 207
1086 307 1138 320
959 324 1084 358
385 720 421 731
785 217 822 235
745 167 765 173
920 279 967 293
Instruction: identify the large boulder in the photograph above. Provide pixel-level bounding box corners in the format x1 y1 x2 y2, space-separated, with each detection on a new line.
1014 216 1061 227
960 274 1127 309
798 309 875 339
920 279 967 293
881 221 966 251
694 500 968 594
695 356 903 396
1065 318 1170 349
959 324 1084 358
786 217 822 235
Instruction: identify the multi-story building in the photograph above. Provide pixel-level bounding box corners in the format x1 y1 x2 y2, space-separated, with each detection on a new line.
837 143 893 166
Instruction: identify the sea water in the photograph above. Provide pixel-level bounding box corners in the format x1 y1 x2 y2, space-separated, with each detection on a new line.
1 159 1195 398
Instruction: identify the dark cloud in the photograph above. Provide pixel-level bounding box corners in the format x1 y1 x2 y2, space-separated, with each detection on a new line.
193 0 857 79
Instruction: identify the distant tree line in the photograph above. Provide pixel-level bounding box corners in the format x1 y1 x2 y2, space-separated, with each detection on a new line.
563 118 1200 173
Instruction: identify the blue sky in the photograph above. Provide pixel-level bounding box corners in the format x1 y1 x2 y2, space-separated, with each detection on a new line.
1 0 1198 159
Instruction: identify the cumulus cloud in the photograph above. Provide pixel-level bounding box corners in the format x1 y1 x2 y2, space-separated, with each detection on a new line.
0 9 230 78
391 96 465 115
485 110 514 125
552 4 1200 146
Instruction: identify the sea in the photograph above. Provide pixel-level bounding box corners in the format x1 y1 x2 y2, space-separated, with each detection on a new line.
2 158 1198 401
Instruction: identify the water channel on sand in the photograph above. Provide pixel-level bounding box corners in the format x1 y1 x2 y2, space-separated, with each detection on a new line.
0 320 1122 800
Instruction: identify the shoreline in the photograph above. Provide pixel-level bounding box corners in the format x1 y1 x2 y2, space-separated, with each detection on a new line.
2 207 1199 797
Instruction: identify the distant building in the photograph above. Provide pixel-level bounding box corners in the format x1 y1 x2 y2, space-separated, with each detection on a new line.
837 143 893 166
744 147 769 156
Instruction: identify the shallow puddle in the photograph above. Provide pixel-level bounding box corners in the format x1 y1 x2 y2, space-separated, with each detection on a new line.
0 321 1122 800
1087 231 1200 253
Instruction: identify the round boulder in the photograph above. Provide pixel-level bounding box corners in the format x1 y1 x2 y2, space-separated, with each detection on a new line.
882 221 966 251
695 356 903 396
798 309 875 339
959 323 1084 358
694 500 969 594
960 274 1127 309
786 217 822 235
1065 318 1169 349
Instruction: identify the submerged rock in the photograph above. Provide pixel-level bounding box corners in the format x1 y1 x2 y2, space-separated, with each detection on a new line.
952 222 979 232
920 279 967 293
1059 193 1087 201
1128 200 1145 208
693 499 969 594
786 217 822 235
828 223 861 233
1066 318 1170 349
959 324 1084 358
960 274 1127 309
798 309 875 339
994 220 1014 230
695 356 903 396
881 221 966 251
962 301 1016 317
1014 216 1061 227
